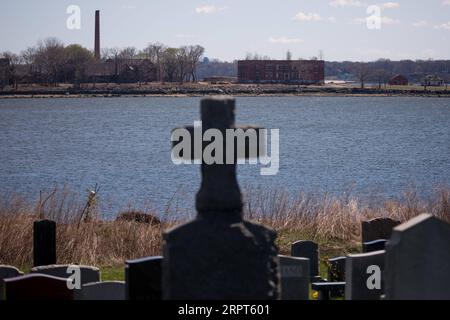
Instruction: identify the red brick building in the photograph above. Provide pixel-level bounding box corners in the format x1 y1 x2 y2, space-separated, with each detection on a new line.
388 74 408 86
238 60 325 85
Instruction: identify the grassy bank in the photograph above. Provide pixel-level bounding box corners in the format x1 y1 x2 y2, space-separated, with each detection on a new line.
0 186 449 280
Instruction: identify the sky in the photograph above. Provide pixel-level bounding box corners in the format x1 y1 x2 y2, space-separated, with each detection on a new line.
0 0 449 62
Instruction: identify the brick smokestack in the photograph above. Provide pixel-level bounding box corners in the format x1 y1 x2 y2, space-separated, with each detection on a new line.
94 10 100 60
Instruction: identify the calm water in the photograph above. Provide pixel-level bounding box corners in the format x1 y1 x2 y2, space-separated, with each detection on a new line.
0 96 449 218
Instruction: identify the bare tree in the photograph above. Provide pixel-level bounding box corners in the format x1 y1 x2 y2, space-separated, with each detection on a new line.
35 38 66 86
358 63 370 89
186 45 204 82
372 69 390 89
162 48 180 82
177 46 189 83
143 43 166 82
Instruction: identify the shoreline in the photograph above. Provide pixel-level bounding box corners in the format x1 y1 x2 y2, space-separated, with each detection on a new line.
1 85 449 99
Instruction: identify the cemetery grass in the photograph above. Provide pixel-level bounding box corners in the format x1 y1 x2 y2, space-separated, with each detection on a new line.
0 186 449 281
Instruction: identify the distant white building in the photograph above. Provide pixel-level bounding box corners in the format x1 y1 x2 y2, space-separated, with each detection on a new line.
422 75 444 87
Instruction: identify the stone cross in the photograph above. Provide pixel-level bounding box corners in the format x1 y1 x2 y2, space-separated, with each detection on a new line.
163 96 279 300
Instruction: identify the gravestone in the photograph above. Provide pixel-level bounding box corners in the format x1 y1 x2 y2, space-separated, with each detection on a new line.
126 256 162 300
31 264 100 285
361 218 400 243
4 274 73 300
345 250 385 300
278 255 310 300
385 214 450 300
74 281 125 300
163 97 279 300
291 240 319 279
328 257 346 282
327 257 347 298
363 239 387 253
33 219 57 267
312 282 346 300
0 265 24 300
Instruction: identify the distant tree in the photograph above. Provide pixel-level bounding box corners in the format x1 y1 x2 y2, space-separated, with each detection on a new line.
34 38 66 86
142 43 166 82
371 69 390 89
63 44 94 85
357 63 370 89
162 48 179 82
186 45 205 82
118 47 137 63
177 46 189 83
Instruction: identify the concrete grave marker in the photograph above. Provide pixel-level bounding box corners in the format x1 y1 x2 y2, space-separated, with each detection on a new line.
0 265 24 300
33 220 56 267
74 281 125 300
278 255 310 300
31 264 100 286
345 250 385 300
4 274 74 300
385 214 450 300
126 256 162 300
291 240 320 280
362 218 400 243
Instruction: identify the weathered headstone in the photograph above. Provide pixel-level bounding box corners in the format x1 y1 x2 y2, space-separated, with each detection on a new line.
345 250 385 300
385 214 450 300
291 240 319 280
163 97 279 300
363 239 387 253
278 255 310 300
126 256 162 300
31 264 100 285
0 265 24 300
33 219 57 267
361 218 400 243
74 281 125 300
4 274 73 300
328 257 346 282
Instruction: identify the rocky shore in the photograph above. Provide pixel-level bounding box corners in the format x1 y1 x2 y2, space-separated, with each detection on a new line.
1 83 449 98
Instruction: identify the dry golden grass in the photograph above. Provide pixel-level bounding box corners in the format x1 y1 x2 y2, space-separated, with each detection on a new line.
0 185 449 268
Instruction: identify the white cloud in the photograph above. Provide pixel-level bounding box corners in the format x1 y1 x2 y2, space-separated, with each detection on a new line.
381 2 400 9
195 5 227 14
350 16 400 25
442 0 450 5
434 22 450 30
269 36 303 44
329 0 365 7
328 16 337 22
412 20 428 27
381 16 400 24
292 12 322 22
